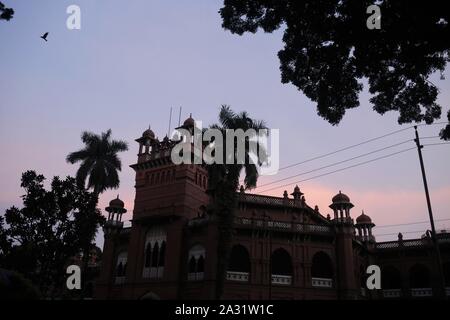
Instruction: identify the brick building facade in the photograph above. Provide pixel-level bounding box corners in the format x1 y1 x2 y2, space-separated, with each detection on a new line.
94 119 450 300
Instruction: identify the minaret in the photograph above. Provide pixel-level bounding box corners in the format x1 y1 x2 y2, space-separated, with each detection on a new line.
355 210 376 243
329 191 358 299
96 196 127 297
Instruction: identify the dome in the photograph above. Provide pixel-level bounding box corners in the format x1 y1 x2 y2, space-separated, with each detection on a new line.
356 211 372 224
142 127 155 139
109 195 124 208
332 191 350 203
183 114 195 127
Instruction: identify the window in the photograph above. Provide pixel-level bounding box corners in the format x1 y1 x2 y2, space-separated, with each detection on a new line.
227 245 250 282
143 226 166 279
187 244 206 281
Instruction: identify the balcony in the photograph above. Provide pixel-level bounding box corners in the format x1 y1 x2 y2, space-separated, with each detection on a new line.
271 274 292 285
383 289 401 298
411 288 433 297
187 272 204 281
142 266 164 279
233 217 332 235
226 271 249 282
311 277 332 288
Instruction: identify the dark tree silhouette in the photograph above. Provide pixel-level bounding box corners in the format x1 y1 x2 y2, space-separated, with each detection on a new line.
220 0 450 138
205 105 267 299
66 129 128 294
67 129 128 196
0 171 104 297
0 1 14 21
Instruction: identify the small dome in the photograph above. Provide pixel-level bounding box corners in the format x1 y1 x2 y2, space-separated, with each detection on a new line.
356 211 372 224
109 195 124 208
142 127 155 139
332 190 350 203
183 114 195 127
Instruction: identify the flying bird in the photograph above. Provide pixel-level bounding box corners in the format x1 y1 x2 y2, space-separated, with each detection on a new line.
40 32 49 42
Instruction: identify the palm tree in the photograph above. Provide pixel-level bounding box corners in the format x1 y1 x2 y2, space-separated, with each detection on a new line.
66 129 128 294
205 106 268 299
66 129 128 196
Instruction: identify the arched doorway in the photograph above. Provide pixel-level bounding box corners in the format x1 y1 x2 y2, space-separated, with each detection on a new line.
227 244 250 282
270 248 292 285
409 264 432 297
311 251 333 288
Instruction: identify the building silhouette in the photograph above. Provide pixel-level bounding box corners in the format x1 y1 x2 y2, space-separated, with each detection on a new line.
95 118 450 299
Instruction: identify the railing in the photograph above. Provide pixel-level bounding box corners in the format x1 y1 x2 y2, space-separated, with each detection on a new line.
311 277 332 288
234 217 332 235
411 288 433 297
383 289 401 298
187 272 204 281
142 267 164 279
226 271 249 282
271 274 292 285
114 276 126 285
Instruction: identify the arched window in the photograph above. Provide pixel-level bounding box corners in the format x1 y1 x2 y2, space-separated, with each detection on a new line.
151 242 159 268
115 251 127 284
311 251 333 288
159 241 166 267
228 245 250 273
382 265 402 289
187 244 206 281
270 248 292 285
143 226 166 278
444 262 450 287
144 243 152 268
409 264 431 288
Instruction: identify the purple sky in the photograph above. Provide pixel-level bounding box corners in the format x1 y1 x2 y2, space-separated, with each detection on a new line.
1 1 449 248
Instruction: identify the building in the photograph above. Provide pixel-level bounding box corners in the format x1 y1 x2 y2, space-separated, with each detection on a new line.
94 118 450 300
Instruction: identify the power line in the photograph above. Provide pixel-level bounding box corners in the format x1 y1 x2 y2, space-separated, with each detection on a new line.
375 218 450 229
254 122 449 178
257 147 416 193
276 126 414 172
256 139 412 189
423 142 450 147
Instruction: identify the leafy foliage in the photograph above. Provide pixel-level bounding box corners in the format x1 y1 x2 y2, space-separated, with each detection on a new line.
0 1 14 21
66 129 128 194
220 0 450 135
0 171 105 297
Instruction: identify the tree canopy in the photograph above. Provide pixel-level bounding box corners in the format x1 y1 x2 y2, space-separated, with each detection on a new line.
220 0 450 138
0 1 14 21
0 171 105 297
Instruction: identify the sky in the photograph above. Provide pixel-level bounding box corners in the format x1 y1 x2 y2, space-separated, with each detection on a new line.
1 0 449 248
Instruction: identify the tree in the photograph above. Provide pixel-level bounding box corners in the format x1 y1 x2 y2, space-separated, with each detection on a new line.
66 129 128 196
205 105 267 299
66 129 128 293
0 171 104 297
220 0 450 138
0 1 14 21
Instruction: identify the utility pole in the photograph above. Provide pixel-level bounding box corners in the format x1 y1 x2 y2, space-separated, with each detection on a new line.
413 126 445 297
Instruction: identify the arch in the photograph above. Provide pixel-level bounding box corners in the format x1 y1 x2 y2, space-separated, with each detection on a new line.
311 251 333 279
444 261 450 286
159 241 166 267
144 243 152 268
143 226 166 278
228 245 250 273
271 248 292 276
382 265 402 289
187 244 206 280
151 242 159 268
409 264 431 288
